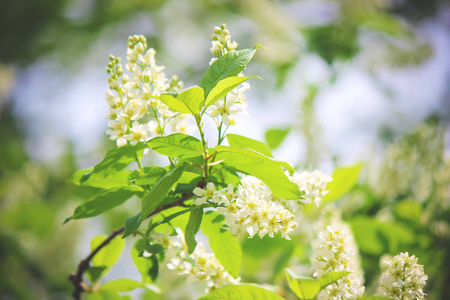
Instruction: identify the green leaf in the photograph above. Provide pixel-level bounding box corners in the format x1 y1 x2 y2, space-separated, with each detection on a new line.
395 200 422 224
100 279 147 292
65 186 142 223
322 163 363 205
185 207 203 254
198 284 284 300
227 134 273 157
200 46 264 96
349 216 415 255
285 269 321 300
201 211 242 277
215 145 300 199
272 243 295 281
69 169 133 189
319 271 351 288
86 266 107 283
91 144 145 177
205 76 258 108
141 163 186 218
148 133 203 158
159 86 204 115
149 255 159 281
131 239 153 283
147 206 196 234
123 212 142 238
131 166 167 186
265 127 291 150
159 94 191 114
357 12 409 37
86 290 123 300
89 235 125 280
179 86 205 114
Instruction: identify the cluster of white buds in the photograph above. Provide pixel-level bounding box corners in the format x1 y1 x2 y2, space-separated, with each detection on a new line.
208 24 248 128
379 252 428 299
105 35 189 147
210 23 238 56
290 170 332 207
312 224 365 300
193 176 298 240
158 229 240 292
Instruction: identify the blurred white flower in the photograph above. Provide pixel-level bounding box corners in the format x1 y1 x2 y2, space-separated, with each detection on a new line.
379 252 427 300
312 224 365 300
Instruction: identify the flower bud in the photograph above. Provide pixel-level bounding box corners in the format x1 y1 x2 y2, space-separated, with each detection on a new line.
135 43 144 54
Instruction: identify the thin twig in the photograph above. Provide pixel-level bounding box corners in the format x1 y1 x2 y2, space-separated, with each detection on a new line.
69 194 193 299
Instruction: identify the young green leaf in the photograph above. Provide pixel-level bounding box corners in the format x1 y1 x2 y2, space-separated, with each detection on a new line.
215 145 300 200
272 243 295 281
123 212 142 238
178 86 205 114
64 186 142 223
86 266 107 283
204 76 258 108
69 169 133 189
265 127 291 150
198 284 284 300
89 235 125 281
185 207 203 254
201 211 242 277
141 163 186 218
159 86 205 115
227 134 273 157
285 269 321 300
319 271 351 288
100 279 147 292
148 133 203 158
131 239 153 283
86 290 123 300
322 163 363 205
90 144 146 177
159 94 191 114
131 166 167 186
199 46 264 96
146 206 196 234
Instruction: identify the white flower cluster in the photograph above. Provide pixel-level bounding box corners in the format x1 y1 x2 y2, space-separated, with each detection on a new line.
379 252 428 300
290 170 332 207
193 176 298 240
210 23 238 56
312 224 365 300
155 228 240 291
208 24 248 128
105 35 189 147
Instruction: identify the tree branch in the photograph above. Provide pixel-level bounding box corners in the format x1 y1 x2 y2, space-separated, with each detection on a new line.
69 194 193 299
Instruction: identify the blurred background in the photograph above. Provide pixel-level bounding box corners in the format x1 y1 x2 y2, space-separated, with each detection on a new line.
1 0 449 299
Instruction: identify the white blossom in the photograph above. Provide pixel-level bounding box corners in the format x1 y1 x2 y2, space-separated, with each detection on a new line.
312 224 365 300
214 176 298 240
290 170 332 207
193 182 221 205
105 35 188 147
379 252 428 300
161 228 240 292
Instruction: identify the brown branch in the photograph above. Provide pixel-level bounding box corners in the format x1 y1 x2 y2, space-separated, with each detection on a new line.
69 194 193 299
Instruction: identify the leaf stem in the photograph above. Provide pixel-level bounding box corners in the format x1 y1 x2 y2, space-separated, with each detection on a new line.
195 115 209 182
